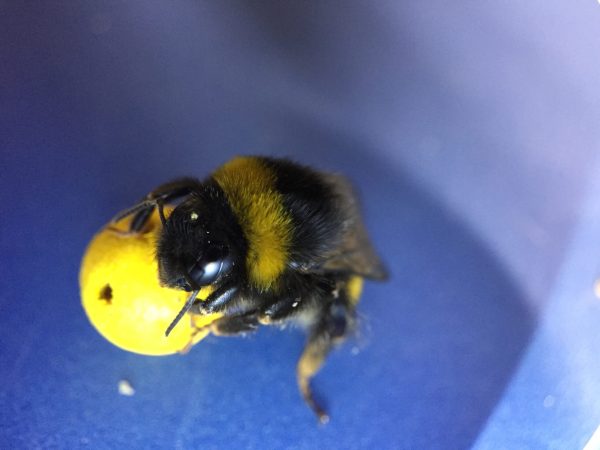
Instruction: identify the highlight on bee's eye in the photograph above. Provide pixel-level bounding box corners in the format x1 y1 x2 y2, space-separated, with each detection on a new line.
81 156 387 423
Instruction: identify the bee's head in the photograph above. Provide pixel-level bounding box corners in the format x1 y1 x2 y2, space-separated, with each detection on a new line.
156 195 241 337
156 197 235 292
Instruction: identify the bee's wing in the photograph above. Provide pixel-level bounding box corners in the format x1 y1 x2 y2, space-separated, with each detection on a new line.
318 174 388 280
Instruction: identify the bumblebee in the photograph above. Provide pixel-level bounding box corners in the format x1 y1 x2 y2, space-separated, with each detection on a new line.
113 156 387 423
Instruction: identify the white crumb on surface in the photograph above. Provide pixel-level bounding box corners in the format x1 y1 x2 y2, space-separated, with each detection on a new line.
118 379 135 396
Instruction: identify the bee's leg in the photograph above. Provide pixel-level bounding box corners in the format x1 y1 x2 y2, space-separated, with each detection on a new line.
210 313 260 336
258 296 303 324
180 314 259 353
128 178 201 232
127 203 159 233
167 282 241 337
191 282 240 316
297 294 353 424
112 178 200 232
193 283 260 335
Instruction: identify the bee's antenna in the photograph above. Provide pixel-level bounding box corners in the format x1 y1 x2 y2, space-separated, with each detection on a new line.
165 289 200 337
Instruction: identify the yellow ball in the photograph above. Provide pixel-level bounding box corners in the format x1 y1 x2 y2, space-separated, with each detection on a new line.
79 211 221 356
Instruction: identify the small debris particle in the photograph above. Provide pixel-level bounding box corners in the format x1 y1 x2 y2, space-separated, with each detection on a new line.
118 379 135 396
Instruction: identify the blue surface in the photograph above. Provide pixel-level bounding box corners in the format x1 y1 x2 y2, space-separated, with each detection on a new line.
474 161 600 449
2 2 600 449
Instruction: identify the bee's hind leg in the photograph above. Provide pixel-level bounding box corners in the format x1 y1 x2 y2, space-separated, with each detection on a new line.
297 293 354 424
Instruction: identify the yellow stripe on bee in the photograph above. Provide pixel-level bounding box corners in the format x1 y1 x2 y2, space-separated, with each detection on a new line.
213 157 292 290
347 276 364 305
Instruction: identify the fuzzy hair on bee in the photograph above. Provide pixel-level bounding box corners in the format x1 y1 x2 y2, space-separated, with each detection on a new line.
112 156 387 423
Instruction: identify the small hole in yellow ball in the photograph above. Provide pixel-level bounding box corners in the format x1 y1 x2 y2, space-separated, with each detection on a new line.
99 284 113 303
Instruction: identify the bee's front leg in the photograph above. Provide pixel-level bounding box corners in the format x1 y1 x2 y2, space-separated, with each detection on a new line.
112 178 200 232
195 284 261 335
192 282 239 315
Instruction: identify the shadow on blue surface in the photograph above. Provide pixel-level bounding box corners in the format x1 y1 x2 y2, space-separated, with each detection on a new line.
1 116 533 448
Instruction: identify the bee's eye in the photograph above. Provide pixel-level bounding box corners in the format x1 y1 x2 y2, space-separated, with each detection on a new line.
188 245 232 287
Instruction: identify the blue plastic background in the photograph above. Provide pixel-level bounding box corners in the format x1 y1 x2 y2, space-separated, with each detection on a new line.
2 2 600 449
